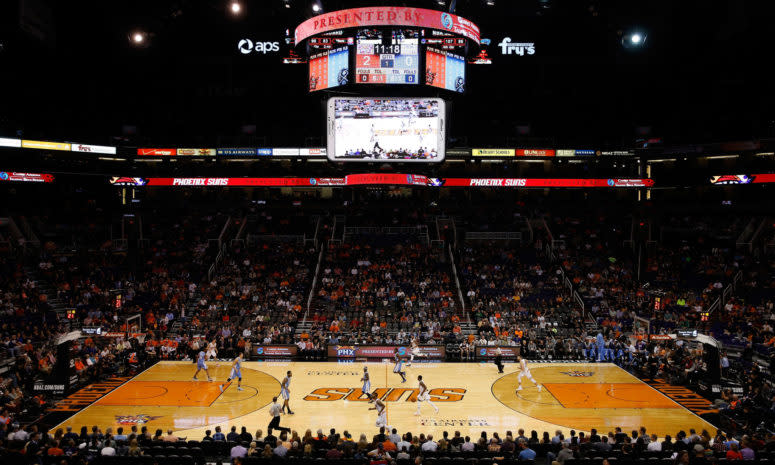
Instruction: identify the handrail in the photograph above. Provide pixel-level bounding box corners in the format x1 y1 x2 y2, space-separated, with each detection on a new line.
305 245 326 319
216 216 233 249
448 243 466 315
464 231 522 241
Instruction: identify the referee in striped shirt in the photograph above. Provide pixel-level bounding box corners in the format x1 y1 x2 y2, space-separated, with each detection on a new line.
268 396 291 435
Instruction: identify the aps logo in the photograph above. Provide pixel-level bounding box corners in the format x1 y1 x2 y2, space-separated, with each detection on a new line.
238 39 280 55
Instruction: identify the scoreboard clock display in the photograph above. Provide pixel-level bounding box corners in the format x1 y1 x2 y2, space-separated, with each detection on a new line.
356 29 419 85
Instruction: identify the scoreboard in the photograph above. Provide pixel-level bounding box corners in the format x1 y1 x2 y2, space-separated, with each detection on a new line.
426 48 465 93
309 47 349 91
355 30 419 85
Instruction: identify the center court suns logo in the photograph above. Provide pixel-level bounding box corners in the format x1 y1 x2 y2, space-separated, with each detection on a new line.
304 387 466 402
560 371 594 377
115 414 162 425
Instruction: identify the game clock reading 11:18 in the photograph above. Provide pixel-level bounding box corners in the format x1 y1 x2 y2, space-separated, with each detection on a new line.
356 38 418 85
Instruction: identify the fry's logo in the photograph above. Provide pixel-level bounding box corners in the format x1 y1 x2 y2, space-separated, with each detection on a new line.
304 388 466 402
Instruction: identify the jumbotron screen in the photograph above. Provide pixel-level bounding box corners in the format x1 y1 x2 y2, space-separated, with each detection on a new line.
327 97 445 162
426 48 465 92
309 47 350 91
355 29 419 85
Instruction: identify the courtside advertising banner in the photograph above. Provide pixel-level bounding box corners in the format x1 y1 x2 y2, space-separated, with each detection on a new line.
327 345 446 359
252 345 298 358
176 148 217 156
0 138 22 148
137 148 177 156
71 143 117 155
295 7 480 44
22 140 71 151
475 346 520 359
0 172 55 183
127 176 655 188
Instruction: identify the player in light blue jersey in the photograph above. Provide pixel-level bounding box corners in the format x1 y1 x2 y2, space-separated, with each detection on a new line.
393 348 406 383
220 353 243 392
281 371 294 414
193 350 213 381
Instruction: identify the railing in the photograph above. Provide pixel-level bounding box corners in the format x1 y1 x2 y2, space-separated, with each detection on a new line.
448 243 466 314
207 243 228 281
216 216 233 249
524 217 534 244
18 216 41 248
564 276 573 294
464 231 522 241
113 238 128 250
137 238 149 249
573 291 586 314
623 218 635 252
247 234 305 245
735 218 758 252
306 246 325 315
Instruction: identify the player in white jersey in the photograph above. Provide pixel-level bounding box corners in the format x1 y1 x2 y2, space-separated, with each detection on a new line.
206 340 218 360
414 375 438 415
515 355 541 392
281 371 294 414
360 366 371 395
367 393 391 430
408 338 426 366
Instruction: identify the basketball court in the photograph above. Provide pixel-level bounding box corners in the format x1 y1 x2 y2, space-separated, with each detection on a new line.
53 361 717 438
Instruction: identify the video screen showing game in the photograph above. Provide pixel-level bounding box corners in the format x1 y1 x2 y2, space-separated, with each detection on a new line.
355 29 419 85
327 97 445 162
425 48 466 92
309 47 349 91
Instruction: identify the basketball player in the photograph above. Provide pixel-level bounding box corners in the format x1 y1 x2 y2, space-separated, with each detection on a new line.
281 371 294 415
220 353 244 392
361 367 371 395
408 337 425 366
192 350 213 381
393 349 407 383
206 339 218 361
367 393 391 430
414 375 439 415
515 355 541 392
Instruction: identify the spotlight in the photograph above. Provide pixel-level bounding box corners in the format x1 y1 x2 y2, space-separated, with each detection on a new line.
621 31 647 48
485 0 495 5
129 30 148 46
312 3 321 12
284 0 291 7
229 1 242 14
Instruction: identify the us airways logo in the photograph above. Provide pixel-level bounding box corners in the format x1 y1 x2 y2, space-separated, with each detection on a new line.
304 387 466 402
